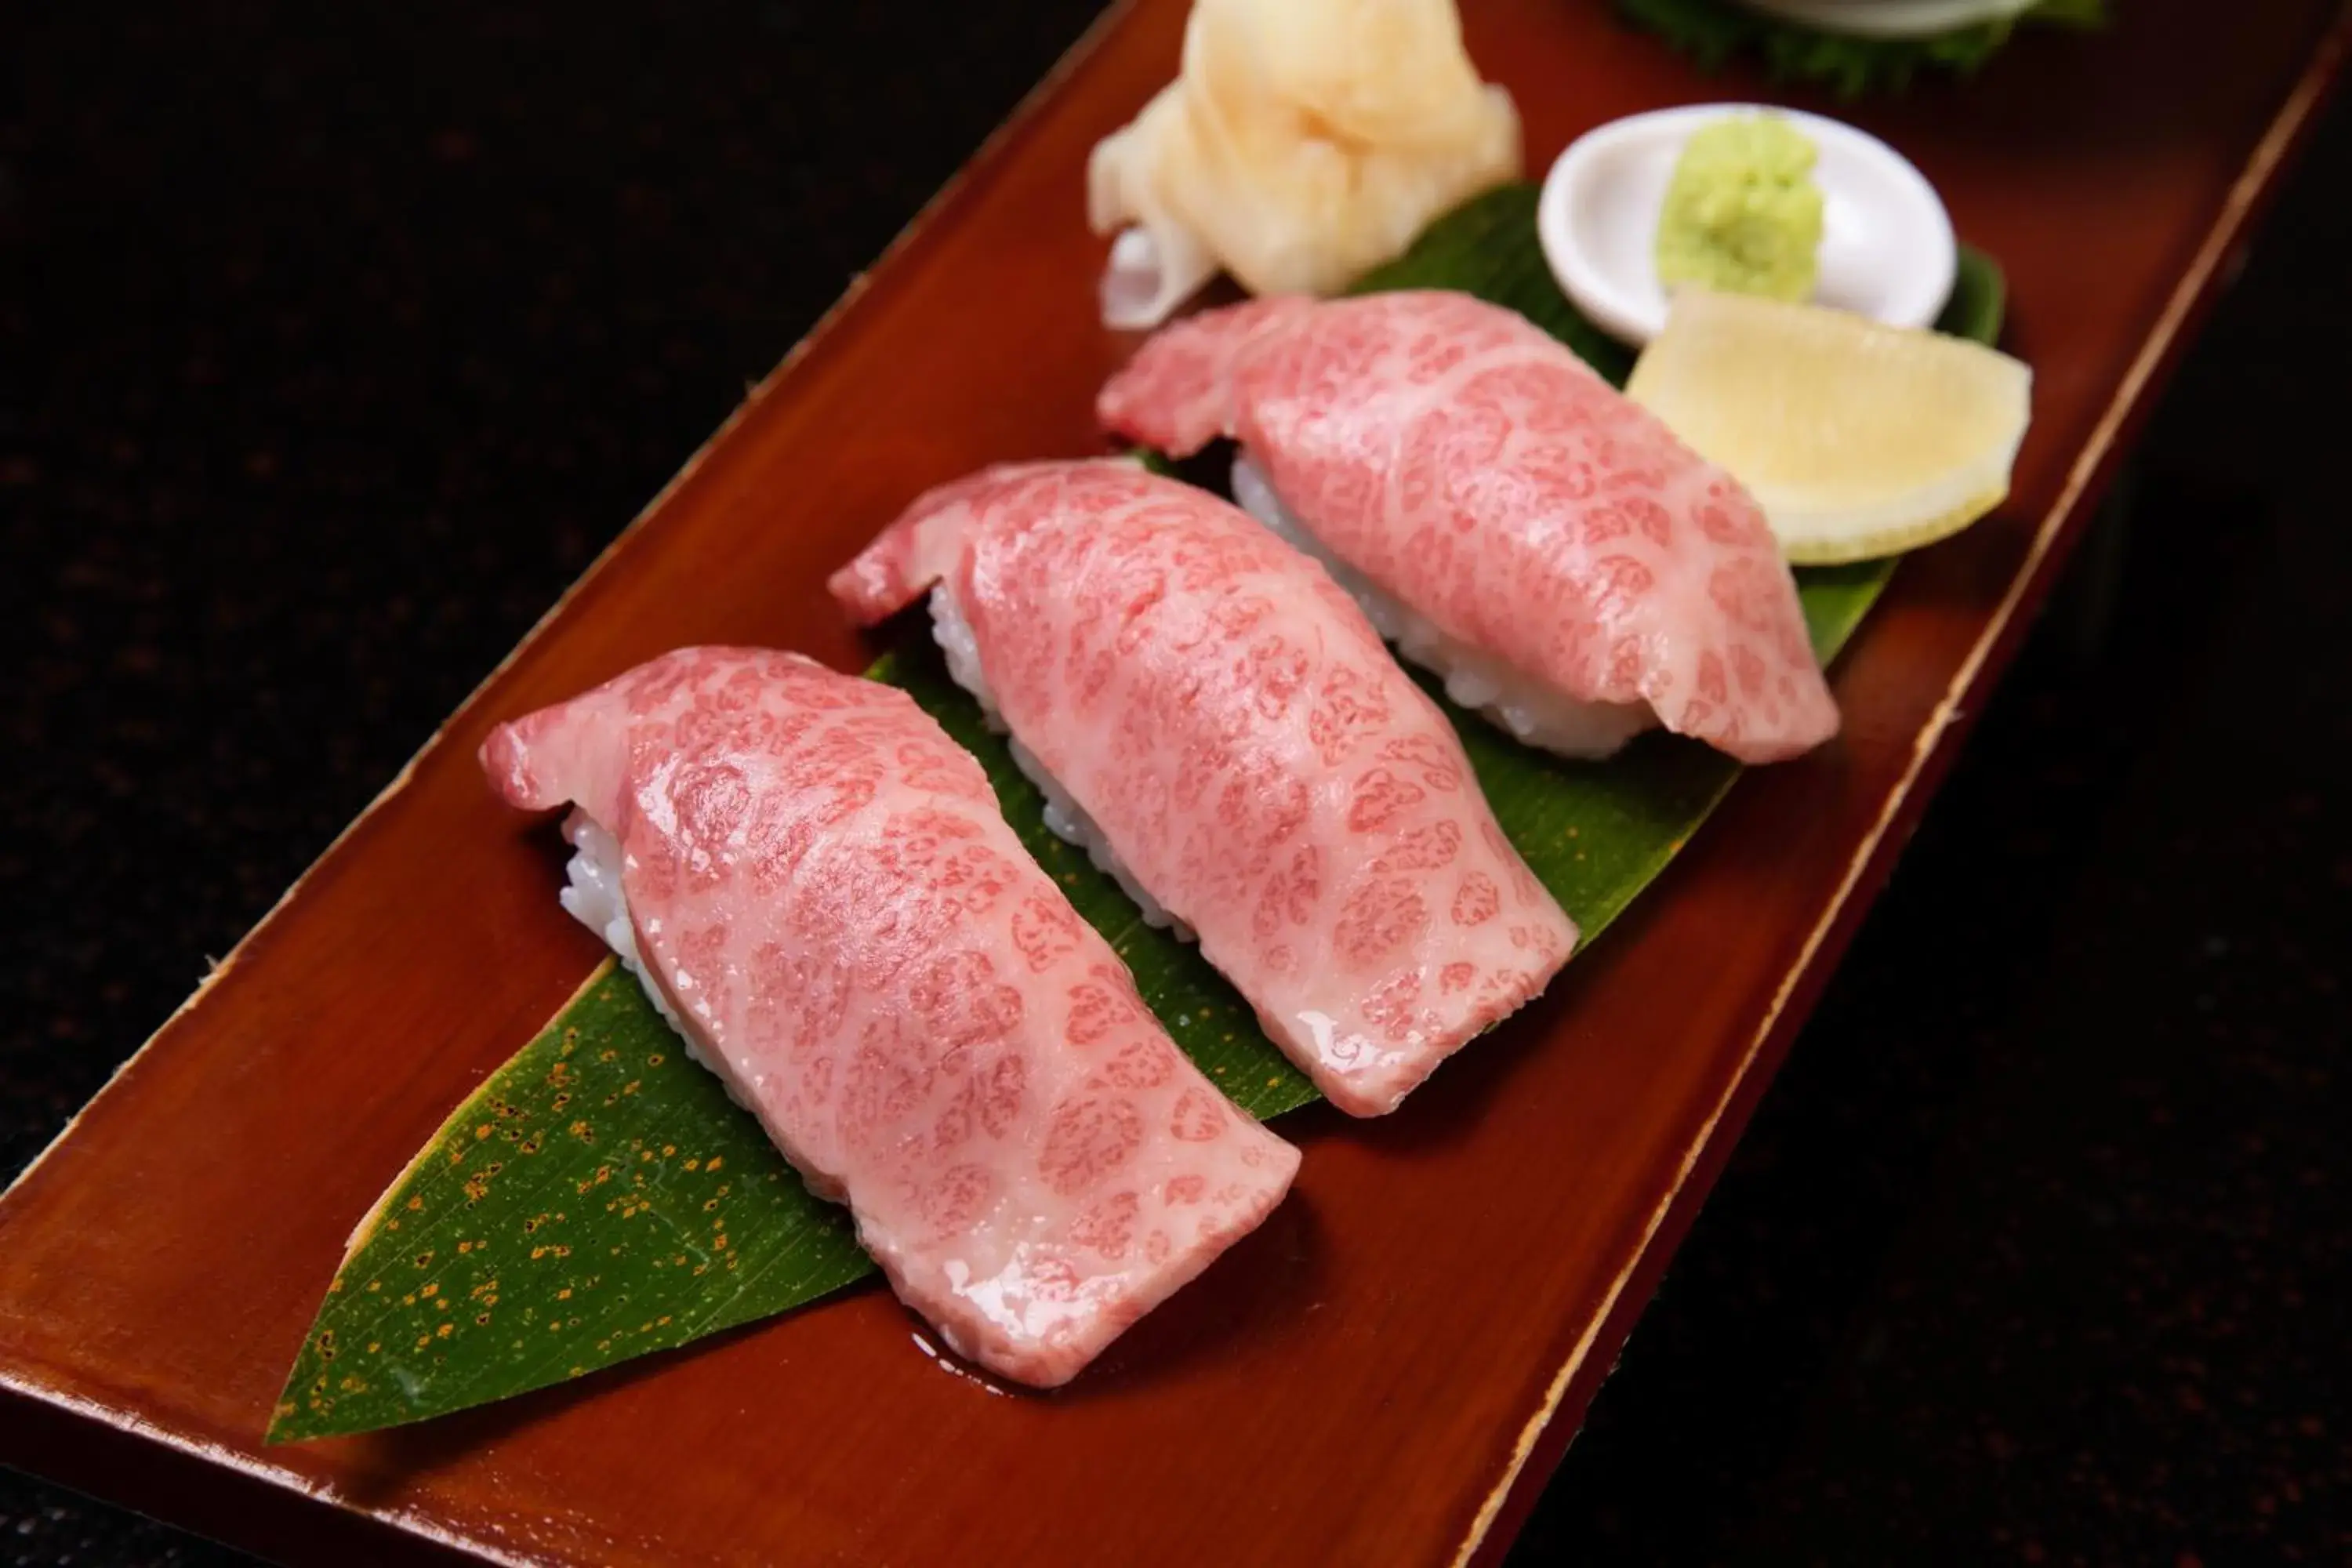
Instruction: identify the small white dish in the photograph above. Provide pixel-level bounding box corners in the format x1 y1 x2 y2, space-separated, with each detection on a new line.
1537 103 1956 347
1733 0 2035 40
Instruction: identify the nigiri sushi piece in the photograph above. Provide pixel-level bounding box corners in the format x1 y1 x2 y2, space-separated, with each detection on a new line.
832 461 1576 1118
1098 291 1842 764
1087 0 1520 328
481 648 1299 1388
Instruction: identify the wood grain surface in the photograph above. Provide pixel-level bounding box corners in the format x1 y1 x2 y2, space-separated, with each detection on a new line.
1 1 2343 1563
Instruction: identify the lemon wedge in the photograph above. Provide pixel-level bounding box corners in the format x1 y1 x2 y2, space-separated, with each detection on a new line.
1626 288 2032 564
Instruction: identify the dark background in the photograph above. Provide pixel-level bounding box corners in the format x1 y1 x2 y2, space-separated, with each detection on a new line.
2 4 2345 1563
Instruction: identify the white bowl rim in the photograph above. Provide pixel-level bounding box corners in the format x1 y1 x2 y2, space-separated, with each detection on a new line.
1733 0 2038 42
1535 101 1958 347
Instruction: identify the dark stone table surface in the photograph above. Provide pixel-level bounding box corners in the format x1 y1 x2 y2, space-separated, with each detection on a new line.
3 4 2345 1563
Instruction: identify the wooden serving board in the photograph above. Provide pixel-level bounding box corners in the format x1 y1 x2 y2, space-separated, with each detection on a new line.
2 1 2343 1563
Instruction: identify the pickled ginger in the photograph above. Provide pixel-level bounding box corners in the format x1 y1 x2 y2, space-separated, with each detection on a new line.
1087 0 1522 328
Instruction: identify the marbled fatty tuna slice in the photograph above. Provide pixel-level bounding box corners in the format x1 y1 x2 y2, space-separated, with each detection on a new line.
832 460 1576 1116
480 647 1298 1388
1098 291 1840 764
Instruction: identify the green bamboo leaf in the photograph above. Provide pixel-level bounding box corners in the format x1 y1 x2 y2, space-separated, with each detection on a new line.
270 964 869 1442
275 187 2007 1440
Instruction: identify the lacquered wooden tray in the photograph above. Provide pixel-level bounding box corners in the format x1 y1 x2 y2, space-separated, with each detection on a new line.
3 2 2343 1563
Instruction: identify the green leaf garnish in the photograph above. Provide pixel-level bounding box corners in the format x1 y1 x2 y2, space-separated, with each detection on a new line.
1615 0 2107 98
268 965 870 1442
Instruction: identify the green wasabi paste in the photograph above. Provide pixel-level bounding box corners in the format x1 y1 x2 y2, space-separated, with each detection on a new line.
1655 114 1824 303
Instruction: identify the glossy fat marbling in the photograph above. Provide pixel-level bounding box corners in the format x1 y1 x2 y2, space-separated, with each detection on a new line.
1098 291 1838 763
481 648 1299 1388
833 459 1576 1116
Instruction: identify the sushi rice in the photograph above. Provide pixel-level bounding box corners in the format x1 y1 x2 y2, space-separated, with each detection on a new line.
558 813 768 1114
1229 449 1657 760
930 586 1193 939
559 815 684 1031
